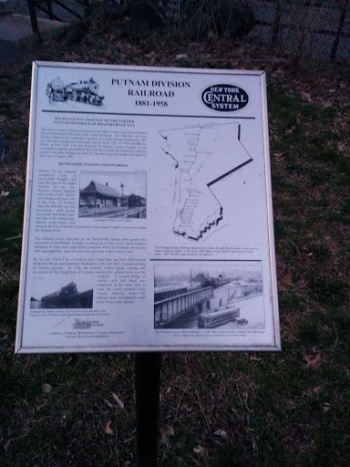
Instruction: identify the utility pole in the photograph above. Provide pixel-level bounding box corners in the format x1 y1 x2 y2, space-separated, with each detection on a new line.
120 183 125 205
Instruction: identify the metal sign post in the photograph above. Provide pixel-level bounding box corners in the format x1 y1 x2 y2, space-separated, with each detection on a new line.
135 352 162 467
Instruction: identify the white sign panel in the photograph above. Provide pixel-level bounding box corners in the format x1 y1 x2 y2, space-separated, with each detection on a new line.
15 62 280 353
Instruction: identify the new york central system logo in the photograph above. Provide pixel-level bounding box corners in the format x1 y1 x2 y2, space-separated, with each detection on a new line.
201 84 249 111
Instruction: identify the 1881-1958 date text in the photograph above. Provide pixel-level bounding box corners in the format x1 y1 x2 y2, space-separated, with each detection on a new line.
135 100 168 107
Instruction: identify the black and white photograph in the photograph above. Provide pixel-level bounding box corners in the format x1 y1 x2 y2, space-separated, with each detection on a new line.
154 261 264 330
79 171 147 219
30 276 94 310
46 77 104 106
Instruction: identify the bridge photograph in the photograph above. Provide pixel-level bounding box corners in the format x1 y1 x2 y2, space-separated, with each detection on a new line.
154 261 264 329
30 276 94 310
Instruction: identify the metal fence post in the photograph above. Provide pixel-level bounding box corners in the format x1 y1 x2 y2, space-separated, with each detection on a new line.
271 0 282 48
330 0 348 60
26 0 39 35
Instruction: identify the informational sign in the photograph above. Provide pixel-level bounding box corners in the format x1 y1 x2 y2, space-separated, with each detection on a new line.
15 62 280 353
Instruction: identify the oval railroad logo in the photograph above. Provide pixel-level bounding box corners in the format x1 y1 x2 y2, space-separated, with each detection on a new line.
201 84 249 111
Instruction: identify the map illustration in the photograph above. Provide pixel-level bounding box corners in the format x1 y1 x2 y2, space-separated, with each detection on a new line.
160 123 253 240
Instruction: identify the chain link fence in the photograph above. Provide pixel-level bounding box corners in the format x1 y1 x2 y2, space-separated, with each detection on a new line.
244 0 349 62
161 0 349 62
24 0 350 62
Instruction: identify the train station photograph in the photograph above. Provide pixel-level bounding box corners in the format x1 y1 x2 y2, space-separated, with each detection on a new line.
79 171 146 219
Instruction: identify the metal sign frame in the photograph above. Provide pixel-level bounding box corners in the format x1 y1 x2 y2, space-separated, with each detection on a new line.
15 62 280 353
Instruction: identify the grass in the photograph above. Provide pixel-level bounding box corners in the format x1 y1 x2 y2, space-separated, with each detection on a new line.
0 13 350 466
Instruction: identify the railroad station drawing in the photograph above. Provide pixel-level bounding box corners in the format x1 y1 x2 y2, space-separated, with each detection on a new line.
46 77 104 106
79 171 147 218
160 122 252 240
154 261 264 330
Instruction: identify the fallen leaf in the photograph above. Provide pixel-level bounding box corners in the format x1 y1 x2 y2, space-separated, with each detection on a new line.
214 428 228 439
193 445 206 457
322 402 331 413
302 353 321 369
42 383 52 393
300 92 311 101
104 420 114 436
35 401 48 411
102 397 113 409
250 355 261 361
112 392 124 409
159 426 174 448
